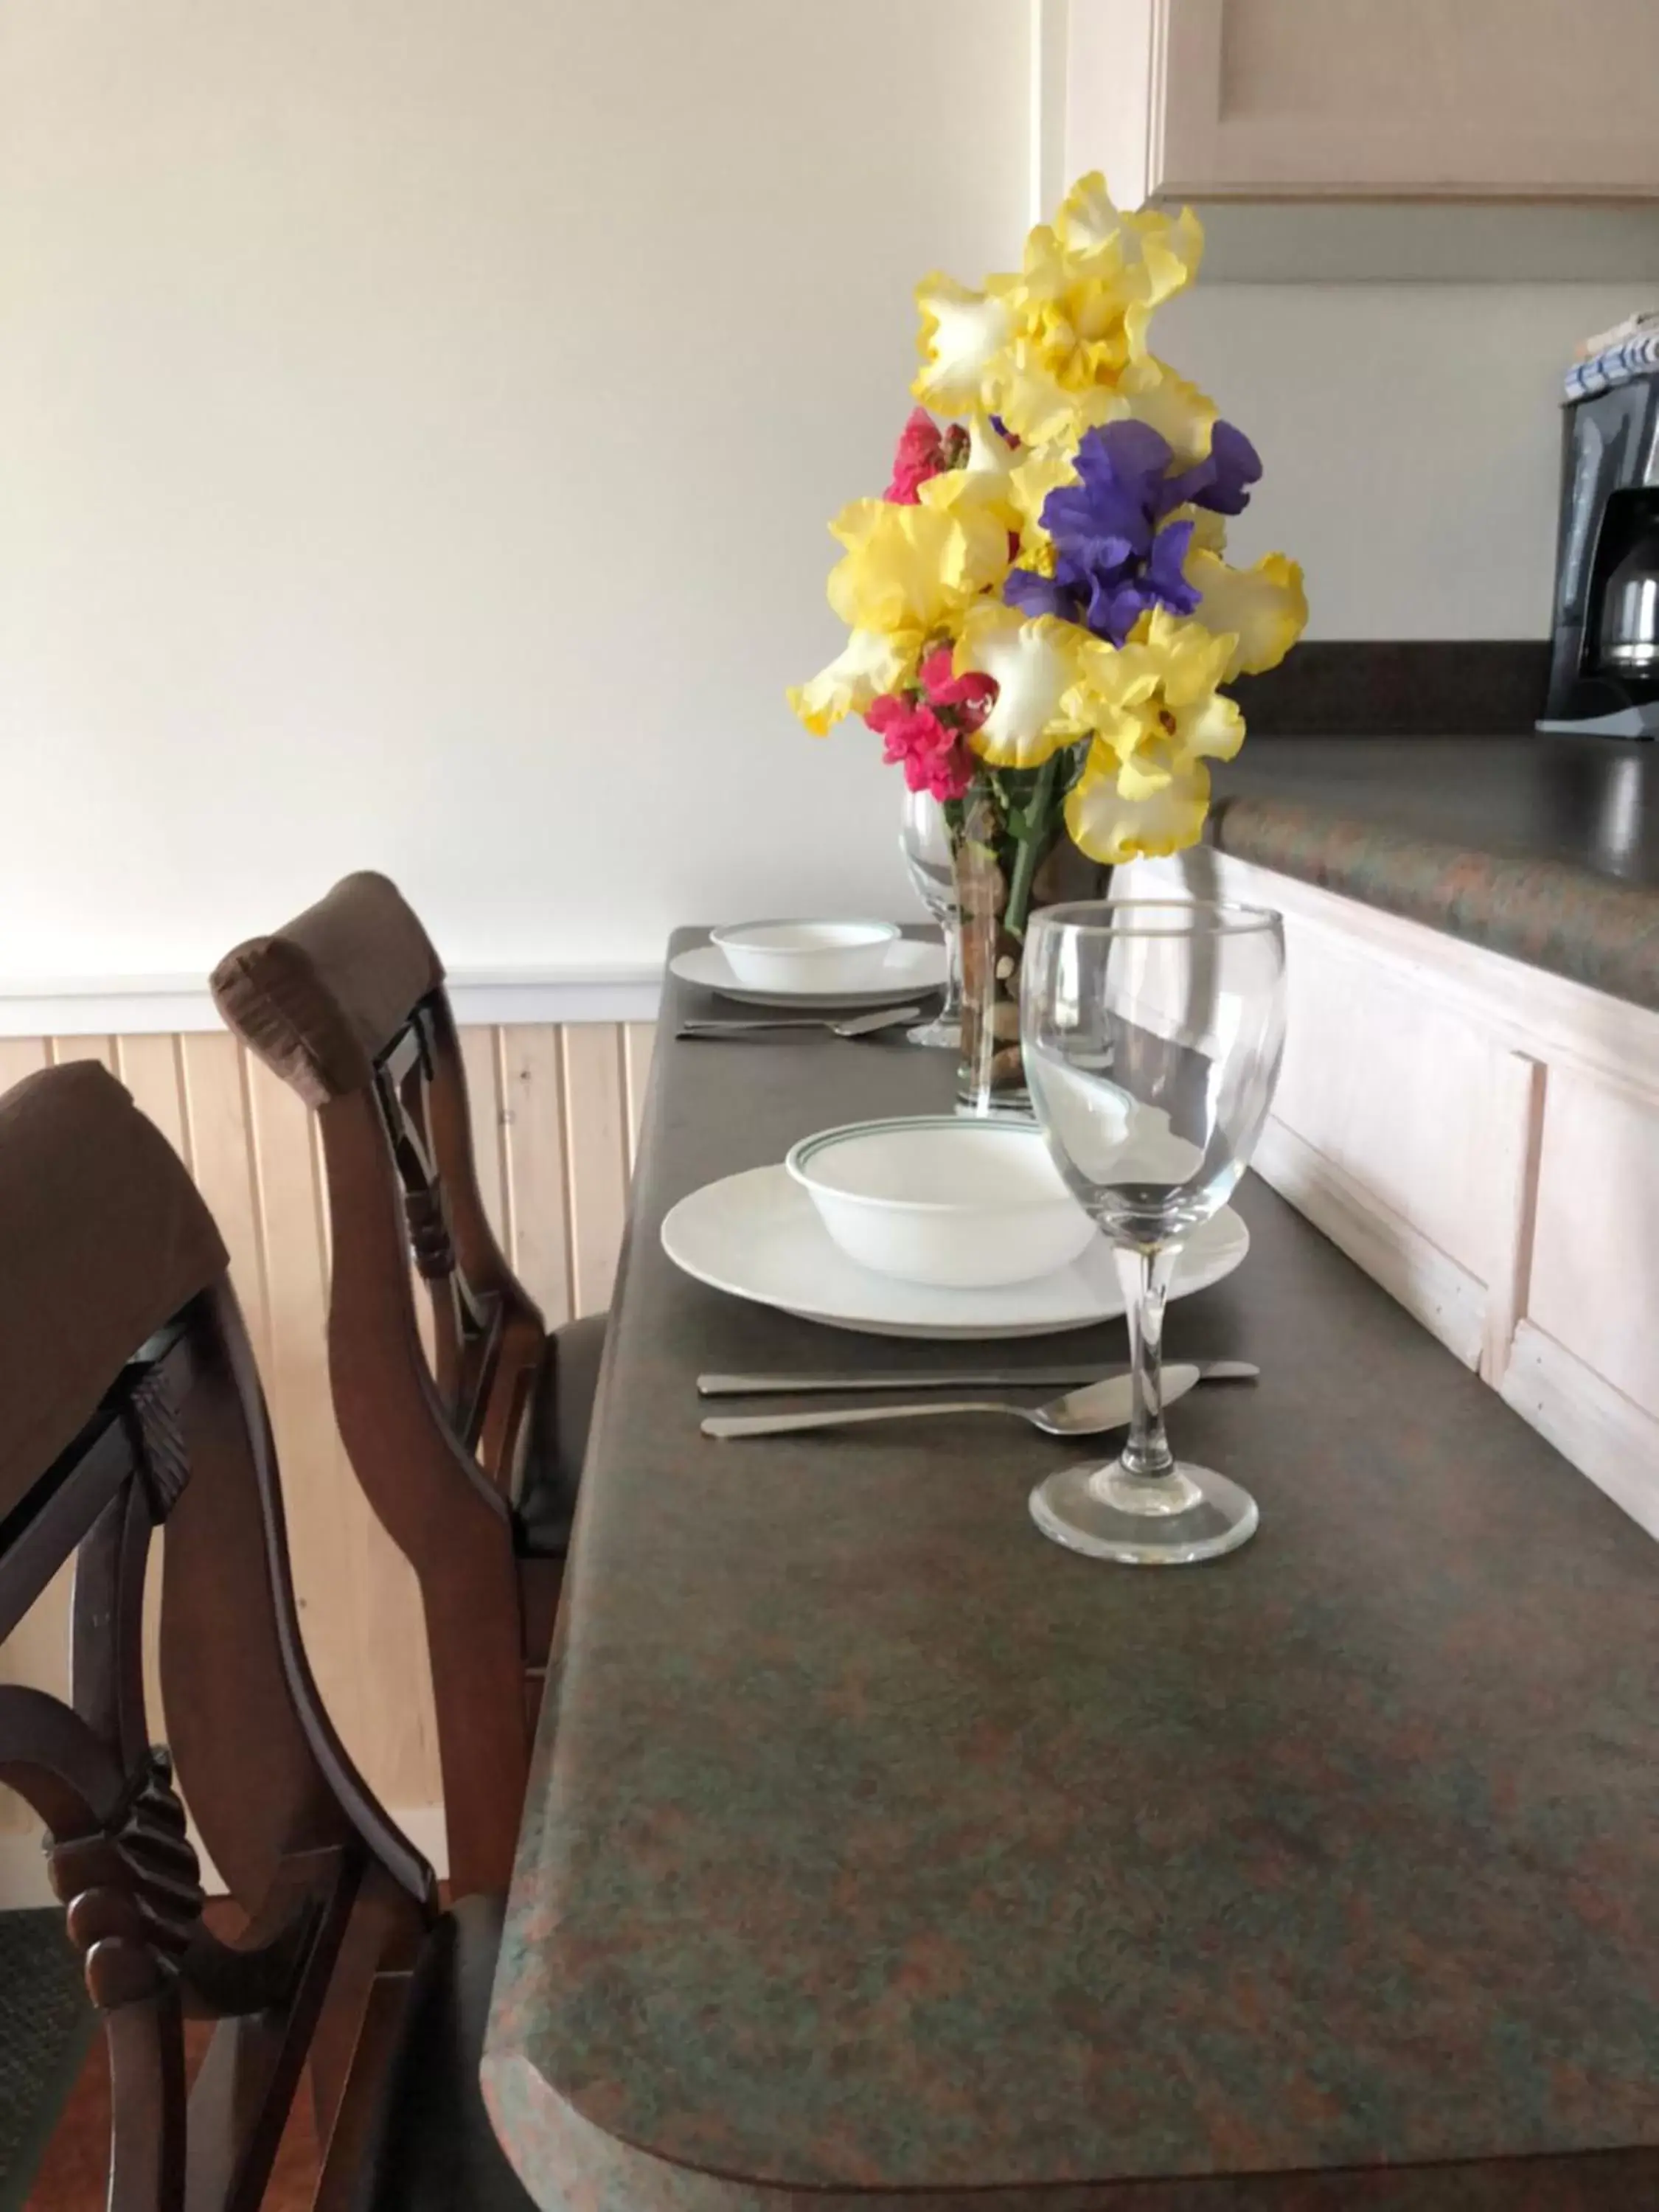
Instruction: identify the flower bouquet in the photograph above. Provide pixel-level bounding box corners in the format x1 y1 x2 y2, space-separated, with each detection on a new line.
789 173 1306 1108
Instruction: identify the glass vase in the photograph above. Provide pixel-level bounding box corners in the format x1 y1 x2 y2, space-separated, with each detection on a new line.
955 769 1107 1117
897 786 963 1050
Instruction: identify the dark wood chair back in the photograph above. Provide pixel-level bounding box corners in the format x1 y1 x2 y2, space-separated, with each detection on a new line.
0 1061 433 2212
211 874 562 1897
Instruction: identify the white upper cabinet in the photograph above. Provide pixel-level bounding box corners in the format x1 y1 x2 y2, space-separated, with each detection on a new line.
1064 0 1659 204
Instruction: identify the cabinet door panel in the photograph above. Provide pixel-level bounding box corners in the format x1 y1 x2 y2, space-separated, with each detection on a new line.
1155 0 1659 199
1528 1067 1659 1423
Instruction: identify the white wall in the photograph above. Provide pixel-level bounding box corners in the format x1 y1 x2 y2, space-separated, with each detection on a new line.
0 2 1646 981
1158 280 1643 640
0 0 1029 980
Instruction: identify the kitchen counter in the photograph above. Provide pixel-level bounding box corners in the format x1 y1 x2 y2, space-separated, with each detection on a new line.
1208 736 1659 1010
1142 736 1659 1534
483 942 1659 2210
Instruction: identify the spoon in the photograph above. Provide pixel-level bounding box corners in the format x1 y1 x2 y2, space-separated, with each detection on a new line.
677 1004 922 1040
701 1362 1204 1439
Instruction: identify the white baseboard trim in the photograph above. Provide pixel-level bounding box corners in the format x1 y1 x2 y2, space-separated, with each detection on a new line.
0 1802 449 1910
1252 1115 1488 1371
0 970 662 1037
1500 1321 1659 1544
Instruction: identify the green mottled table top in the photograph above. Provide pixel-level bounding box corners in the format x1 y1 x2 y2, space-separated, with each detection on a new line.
482 939 1659 2211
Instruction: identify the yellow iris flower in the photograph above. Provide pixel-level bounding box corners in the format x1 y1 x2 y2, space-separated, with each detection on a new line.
1066 751 1213 865
1066 599 1235 863
798 170 1301 824
1069 609 1244 792
913 176 1203 444
912 274 1018 419
917 414 1023 538
1065 357 1219 471
995 180 1204 445
954 604 1091 771
823 495 1009 639
1187 549 1309 680
787 627 920 737
1007 442 1078 566
787 484 1017 737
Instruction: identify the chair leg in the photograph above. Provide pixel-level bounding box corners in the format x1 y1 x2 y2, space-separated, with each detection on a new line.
311 1871 428 2202
313 1969 417 2212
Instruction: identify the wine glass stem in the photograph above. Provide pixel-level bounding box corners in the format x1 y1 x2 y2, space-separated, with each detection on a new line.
1113 1245 1178 1480
939 909 963 1022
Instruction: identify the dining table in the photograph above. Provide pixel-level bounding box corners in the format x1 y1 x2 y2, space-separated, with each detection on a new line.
481 928 1659 2211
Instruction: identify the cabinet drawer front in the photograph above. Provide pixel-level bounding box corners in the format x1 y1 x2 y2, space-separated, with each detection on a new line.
1153 0 1659 199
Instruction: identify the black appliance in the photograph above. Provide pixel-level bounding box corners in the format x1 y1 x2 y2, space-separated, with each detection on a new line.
1540 371 1659 739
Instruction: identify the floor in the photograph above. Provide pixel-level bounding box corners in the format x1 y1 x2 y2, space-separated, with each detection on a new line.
13 1857 458 2211
0 1913 88 2209
24 2028 320 2211
18 1873 456 2209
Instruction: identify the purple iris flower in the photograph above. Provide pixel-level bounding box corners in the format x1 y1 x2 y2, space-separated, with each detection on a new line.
1165 420 1262 517
1004 417 1261 647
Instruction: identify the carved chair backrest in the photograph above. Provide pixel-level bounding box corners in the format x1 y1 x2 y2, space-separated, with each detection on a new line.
211 873 546 1896
0 1062 432 2212
369 992 546 1475
210 872 546 1495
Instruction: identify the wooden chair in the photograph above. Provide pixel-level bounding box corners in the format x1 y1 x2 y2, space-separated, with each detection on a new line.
0 1061 535 2211
210 874 605 1899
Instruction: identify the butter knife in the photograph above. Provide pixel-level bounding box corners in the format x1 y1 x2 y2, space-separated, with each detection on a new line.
698 1359 1257 1397
701 1364 1203 1441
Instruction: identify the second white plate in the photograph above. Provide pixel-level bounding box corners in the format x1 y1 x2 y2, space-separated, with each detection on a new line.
669 937 947 1009
661 1164 1249 1340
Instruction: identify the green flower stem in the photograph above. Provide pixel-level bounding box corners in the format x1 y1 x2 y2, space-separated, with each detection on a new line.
1004 754 1060 941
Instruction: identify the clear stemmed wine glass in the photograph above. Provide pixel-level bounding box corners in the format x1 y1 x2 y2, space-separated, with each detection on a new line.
1021 900 1286 1565
897 787 962 1050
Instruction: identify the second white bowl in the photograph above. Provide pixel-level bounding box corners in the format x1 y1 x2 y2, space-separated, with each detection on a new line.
711 919 900 995
785 1116 1097 1289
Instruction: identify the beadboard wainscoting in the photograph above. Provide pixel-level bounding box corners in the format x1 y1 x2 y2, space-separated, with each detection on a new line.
0 1015 656 1904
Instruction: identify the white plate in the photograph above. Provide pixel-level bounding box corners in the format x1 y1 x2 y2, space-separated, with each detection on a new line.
661 1164 1249 1340
669 937 947 1009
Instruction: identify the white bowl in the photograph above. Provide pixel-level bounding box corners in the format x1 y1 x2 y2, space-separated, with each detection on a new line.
785 1116 1097 1290
710 919 900 995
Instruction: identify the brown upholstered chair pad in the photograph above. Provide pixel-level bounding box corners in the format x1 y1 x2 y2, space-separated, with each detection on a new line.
0 1062 228 1526
210 872 444 1106
515 1312 605 1557
350 1893 533 2212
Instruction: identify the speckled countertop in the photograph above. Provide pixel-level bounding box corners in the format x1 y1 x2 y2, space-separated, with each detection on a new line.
481 947 1659 2211
1207 736 1659 1010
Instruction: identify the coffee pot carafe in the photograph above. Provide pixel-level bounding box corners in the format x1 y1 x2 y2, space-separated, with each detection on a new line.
1596 515 1659 681
1541 375 1659 740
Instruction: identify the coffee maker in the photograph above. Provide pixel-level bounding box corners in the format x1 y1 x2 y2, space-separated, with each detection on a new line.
1540 371 1659 738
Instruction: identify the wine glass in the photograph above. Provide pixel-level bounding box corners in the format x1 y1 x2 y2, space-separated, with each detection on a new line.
1021 900 1285 1565
897 787 962 1050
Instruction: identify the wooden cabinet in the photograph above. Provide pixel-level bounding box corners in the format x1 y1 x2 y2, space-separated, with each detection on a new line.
1063 0 1659 205
1134 848 1659 1547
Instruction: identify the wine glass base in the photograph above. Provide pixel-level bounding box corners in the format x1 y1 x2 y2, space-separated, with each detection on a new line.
906 1015 961 1050
1030 1458 1259 1565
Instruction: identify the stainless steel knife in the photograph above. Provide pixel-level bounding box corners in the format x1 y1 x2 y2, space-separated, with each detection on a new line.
697 1359 1258 1397
700 1364 1207 1441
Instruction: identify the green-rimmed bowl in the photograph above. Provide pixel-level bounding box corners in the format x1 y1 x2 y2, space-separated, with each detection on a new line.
784 1115 1097 1290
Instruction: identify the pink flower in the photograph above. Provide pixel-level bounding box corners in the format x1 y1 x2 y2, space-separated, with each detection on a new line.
885 408 946 504
864 692 976 801
918 647 997 732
